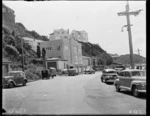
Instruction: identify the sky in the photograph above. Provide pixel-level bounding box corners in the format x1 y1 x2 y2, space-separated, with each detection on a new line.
3 1 146 57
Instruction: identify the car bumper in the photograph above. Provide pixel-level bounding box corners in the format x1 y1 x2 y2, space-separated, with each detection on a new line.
106 79 115 83
138 90 146 93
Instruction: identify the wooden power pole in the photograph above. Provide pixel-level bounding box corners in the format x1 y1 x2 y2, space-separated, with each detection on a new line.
117 0 143 69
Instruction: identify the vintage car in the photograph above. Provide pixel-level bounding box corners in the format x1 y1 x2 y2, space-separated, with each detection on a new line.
2 71 27 88
114 69 146 97
41 69 50 79
68 68 78 76
61 69 68 75
101 69 117 83
49 67 57 78
84 67 95 74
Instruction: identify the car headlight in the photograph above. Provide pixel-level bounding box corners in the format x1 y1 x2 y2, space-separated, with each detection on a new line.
105 76 109 79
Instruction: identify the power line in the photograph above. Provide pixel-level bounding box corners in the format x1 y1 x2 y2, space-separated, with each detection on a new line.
117 0 143 69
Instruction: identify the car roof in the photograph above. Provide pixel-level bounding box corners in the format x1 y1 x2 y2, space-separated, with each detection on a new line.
103 69 116 72
9 71 24 73
120 69 145 72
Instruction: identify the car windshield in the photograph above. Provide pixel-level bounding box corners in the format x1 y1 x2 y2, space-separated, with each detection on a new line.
131 71 146 77
86 68 91 70
104 71 116 74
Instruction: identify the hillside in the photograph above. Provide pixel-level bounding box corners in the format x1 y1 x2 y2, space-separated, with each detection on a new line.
79 41 113 65
4 22 49 41
115 54 146 64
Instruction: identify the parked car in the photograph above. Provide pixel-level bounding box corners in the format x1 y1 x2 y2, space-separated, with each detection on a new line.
61 69 68 75
101 69 117 83
2 71 27 88
49 67 57 78
84 67 95 74
114 65 125 71
68 68 78 76
114 69 146 97
41 69 50 79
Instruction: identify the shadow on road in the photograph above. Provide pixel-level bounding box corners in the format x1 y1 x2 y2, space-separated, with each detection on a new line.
120 91 146 99
2 84 30 89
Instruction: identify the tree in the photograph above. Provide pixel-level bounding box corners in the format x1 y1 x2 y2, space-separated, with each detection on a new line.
37 44 41 58
42 48 46 59
4 45 19 61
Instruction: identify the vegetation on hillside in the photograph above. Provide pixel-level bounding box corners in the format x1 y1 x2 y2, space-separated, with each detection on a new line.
115 54 146 64
4 22 49 41
79 41 113 65
2 25 41 81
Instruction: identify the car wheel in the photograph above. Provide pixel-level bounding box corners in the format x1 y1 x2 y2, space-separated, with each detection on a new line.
115 84 120 92
101 77 103 82
132 86 139 97
103 78 106 83
9 82 14 88
22 80 26 86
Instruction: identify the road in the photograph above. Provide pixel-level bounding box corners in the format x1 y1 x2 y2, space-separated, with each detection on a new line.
2 72 146 115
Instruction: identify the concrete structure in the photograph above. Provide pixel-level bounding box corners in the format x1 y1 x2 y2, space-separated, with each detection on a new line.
71 30 88 43
45 58 67 70
49 29 70 41
109 54 120 63
82 56 92 67
22 37 44 51
3 58 11 77
2 4 15 26
39 38 83 72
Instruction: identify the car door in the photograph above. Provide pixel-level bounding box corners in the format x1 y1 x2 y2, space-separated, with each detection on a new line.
13 73 20 84
124 72 132 87
17 73 23 84
119 72 126 87
20 72 25 83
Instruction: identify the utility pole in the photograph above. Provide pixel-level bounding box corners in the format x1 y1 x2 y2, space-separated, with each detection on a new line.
117 0 143 69
137 49 142 56
21 36 25 72
137 49 142 69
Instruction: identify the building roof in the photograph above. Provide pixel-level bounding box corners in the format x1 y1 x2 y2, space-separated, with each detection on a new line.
121 69 145 72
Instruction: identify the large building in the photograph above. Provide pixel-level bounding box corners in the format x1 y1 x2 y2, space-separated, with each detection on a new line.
49 29 70 41
71 30 88 43
39 38 83 72
22 37 44 52
49 29 88 43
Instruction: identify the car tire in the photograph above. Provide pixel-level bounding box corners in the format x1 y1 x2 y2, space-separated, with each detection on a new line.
9 82 14 88
22 80 27 86
103 78 106 83
132 86 139 97
101 77 104 82
115 84 120 92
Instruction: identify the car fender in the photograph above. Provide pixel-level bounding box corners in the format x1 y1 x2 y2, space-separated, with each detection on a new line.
7 79 17 86
130 80 145 88
24 79 28 83
114 78 120 85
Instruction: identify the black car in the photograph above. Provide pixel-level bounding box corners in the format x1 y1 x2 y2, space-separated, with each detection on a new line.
41 69 50 79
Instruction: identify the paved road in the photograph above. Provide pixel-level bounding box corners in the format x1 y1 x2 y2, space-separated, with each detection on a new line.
2 72 146 115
